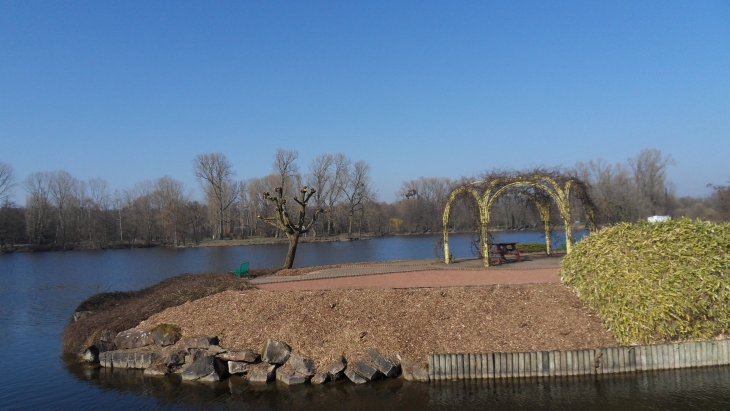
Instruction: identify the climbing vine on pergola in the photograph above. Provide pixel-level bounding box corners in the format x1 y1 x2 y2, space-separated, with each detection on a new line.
442 170 597 266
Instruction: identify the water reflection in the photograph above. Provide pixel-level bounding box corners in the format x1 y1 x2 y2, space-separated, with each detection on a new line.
65 360 730 411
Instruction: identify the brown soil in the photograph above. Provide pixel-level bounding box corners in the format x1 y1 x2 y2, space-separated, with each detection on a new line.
138 283 618 369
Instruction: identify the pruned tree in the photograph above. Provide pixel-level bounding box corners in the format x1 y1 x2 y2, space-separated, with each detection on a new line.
258 186 325 269
193 153 239 240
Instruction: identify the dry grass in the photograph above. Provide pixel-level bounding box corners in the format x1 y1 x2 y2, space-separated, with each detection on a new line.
139 284 618 369
62 272 259 355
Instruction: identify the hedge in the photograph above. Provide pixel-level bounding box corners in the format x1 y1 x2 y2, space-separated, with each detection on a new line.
560 218 730 345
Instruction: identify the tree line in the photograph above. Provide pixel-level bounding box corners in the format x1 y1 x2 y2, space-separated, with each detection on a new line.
0 148 728 252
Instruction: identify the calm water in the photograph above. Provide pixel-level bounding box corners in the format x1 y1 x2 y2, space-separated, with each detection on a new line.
2 231 730 410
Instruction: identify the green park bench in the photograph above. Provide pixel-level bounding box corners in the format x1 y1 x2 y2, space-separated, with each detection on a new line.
230 262 250 279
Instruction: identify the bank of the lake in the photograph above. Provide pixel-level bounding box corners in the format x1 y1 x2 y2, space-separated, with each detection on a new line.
5 231 730 410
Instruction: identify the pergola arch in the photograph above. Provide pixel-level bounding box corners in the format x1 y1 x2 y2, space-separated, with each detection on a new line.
442 171 596 266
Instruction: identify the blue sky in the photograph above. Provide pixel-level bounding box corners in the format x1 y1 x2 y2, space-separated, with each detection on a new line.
1 1 729 203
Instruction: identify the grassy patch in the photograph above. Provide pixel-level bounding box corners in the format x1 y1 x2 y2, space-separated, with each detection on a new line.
517 242 548 253
62 271 268 355
561 218 730 345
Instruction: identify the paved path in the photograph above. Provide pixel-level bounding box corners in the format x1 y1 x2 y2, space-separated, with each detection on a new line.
251 255 563 291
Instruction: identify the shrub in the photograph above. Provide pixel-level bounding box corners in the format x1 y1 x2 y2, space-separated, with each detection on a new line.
560 218 730 345
517 243 548 253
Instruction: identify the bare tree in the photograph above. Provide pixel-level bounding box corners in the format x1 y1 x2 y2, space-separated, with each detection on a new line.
574 159 638 224
258 186 325 269
193 153 239 240
343 160 374 237
307 153 341 237
48 170 78 248
24 172 52 248
88 178 111 247
153 176 188 246
629 149 675 216
0 161 15 203
324 153 350 236
708 179 730 221
273 148 300 198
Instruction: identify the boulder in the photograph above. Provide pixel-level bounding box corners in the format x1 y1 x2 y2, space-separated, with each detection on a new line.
144 356 174 376
328 357 347 380
261 338 291 365
350 360 383 381
184 348 207 365
166 352 186 367
344 368 368 384
247 363 277 383
218 350 260 363
367 348 400 378
181 356 228 382
275 363 309 385
81 346 99 363
206 345 227 356
289 354 316 376
180 336 219 350
98 330 116 352
400 357 430 382
114 329 154 349
99 351 159 369
311 372 330 384
150 324 182 347
228 361 250 375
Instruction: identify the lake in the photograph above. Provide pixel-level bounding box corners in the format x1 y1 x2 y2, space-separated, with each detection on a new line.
2 231 730 410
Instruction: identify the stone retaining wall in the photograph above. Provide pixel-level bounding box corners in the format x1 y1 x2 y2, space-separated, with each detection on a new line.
429 340 730 380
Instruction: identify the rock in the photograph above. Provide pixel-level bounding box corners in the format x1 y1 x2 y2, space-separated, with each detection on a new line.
228 361 250 375
247 363 277 383
114 329 154 349
344 368 368 384
82 346 99 363
185 348 207 365
99 351 159 369
181 356 228 382
144 356 174 376
311 372 330 384
166 352 186 367
289 354 316 376
275 363 309 385
150 324 182 347
180 336 219 350
328 357 347 380
261 338 291 365
350 360 383 381
367 348 400 378
73 311 92 321
98 330 116 352
400 357 430 382
206 345 227 356
218 350 260 363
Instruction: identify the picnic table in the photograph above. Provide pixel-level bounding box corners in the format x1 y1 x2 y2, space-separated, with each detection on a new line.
488 242 522 264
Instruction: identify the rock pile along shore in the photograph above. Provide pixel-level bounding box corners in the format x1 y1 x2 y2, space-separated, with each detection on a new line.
83 323 429 385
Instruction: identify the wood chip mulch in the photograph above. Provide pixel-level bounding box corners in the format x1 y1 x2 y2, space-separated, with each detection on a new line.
138 284 618 369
